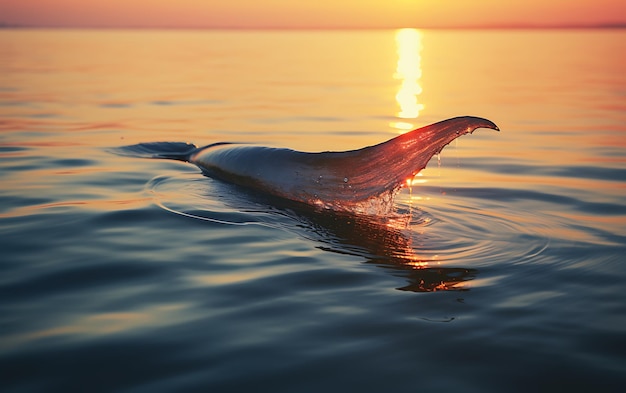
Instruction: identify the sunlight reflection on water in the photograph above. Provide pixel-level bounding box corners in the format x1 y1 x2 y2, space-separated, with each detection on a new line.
392 28 424 132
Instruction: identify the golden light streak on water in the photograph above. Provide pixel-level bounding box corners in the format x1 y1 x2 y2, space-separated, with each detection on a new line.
392 28 424 134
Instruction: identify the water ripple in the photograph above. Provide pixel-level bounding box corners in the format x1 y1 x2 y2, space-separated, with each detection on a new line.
146 173 555 293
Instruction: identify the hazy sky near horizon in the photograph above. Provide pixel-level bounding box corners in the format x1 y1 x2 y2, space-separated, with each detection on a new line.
1 0 625 29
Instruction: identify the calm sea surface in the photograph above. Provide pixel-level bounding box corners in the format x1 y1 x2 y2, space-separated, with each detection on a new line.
1 28 625 392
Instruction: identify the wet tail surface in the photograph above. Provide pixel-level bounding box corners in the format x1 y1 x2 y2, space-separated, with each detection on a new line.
113 116 499 213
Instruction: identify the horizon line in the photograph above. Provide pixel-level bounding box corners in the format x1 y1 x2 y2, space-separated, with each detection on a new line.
1 22 626 31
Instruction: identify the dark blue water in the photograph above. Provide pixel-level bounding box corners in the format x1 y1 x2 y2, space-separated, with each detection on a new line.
1 29 625 392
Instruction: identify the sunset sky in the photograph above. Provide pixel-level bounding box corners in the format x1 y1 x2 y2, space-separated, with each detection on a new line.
1 0 625 29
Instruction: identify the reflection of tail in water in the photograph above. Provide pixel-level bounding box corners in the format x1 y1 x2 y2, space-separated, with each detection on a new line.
113 116 498 214
147 175 477 292
282 205 477 293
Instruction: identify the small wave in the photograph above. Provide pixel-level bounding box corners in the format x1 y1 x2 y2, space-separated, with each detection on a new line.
109 142 198 160
461 160 626 183
146 175 263 226
421 186 626 216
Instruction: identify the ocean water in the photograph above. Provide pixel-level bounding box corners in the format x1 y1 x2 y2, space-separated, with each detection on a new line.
1 28 625 392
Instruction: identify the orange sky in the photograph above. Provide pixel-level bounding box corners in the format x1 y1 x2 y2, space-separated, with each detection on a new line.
1 0 625 29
